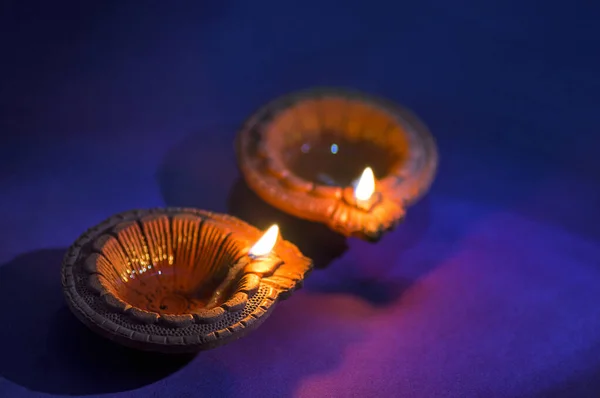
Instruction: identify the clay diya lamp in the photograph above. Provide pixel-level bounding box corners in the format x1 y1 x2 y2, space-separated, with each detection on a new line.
61 208 312 353
236 87 438 241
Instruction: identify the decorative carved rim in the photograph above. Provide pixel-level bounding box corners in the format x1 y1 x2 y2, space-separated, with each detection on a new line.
61 208 313 353
236 87 438 241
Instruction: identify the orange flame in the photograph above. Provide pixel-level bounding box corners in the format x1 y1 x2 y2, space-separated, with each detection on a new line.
354 167 375 201
249 224 279 257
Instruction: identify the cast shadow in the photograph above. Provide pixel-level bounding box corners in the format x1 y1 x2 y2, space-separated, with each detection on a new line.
156 128 348 266
156 128 240 214
0 249 193 395
302 270 413 307
300 194 433 306
227 177 434 307
226 177 349 269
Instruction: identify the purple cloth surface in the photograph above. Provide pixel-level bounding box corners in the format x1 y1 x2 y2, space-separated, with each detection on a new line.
1 1 599 397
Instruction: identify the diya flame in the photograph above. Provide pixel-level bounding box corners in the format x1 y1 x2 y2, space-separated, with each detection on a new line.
354 167 375 202
249 224 279 258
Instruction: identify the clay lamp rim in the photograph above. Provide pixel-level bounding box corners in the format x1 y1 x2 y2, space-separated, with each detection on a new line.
62 208 312 353
236 87 438 241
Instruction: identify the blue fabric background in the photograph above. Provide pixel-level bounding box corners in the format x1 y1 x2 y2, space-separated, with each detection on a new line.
1 1 599 397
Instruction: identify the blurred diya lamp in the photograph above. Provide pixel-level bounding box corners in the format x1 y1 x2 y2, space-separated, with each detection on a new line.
236 87 438 241
61 208 312 353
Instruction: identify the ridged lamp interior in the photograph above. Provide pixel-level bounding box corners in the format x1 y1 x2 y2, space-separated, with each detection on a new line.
94 215 247 315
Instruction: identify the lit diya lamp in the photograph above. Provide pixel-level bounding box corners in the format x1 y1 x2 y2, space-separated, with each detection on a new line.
62 208 312 353
236 87 438 241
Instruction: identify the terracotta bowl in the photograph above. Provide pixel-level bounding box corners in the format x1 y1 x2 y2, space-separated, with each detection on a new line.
236 87 438 241
61 208 312 353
